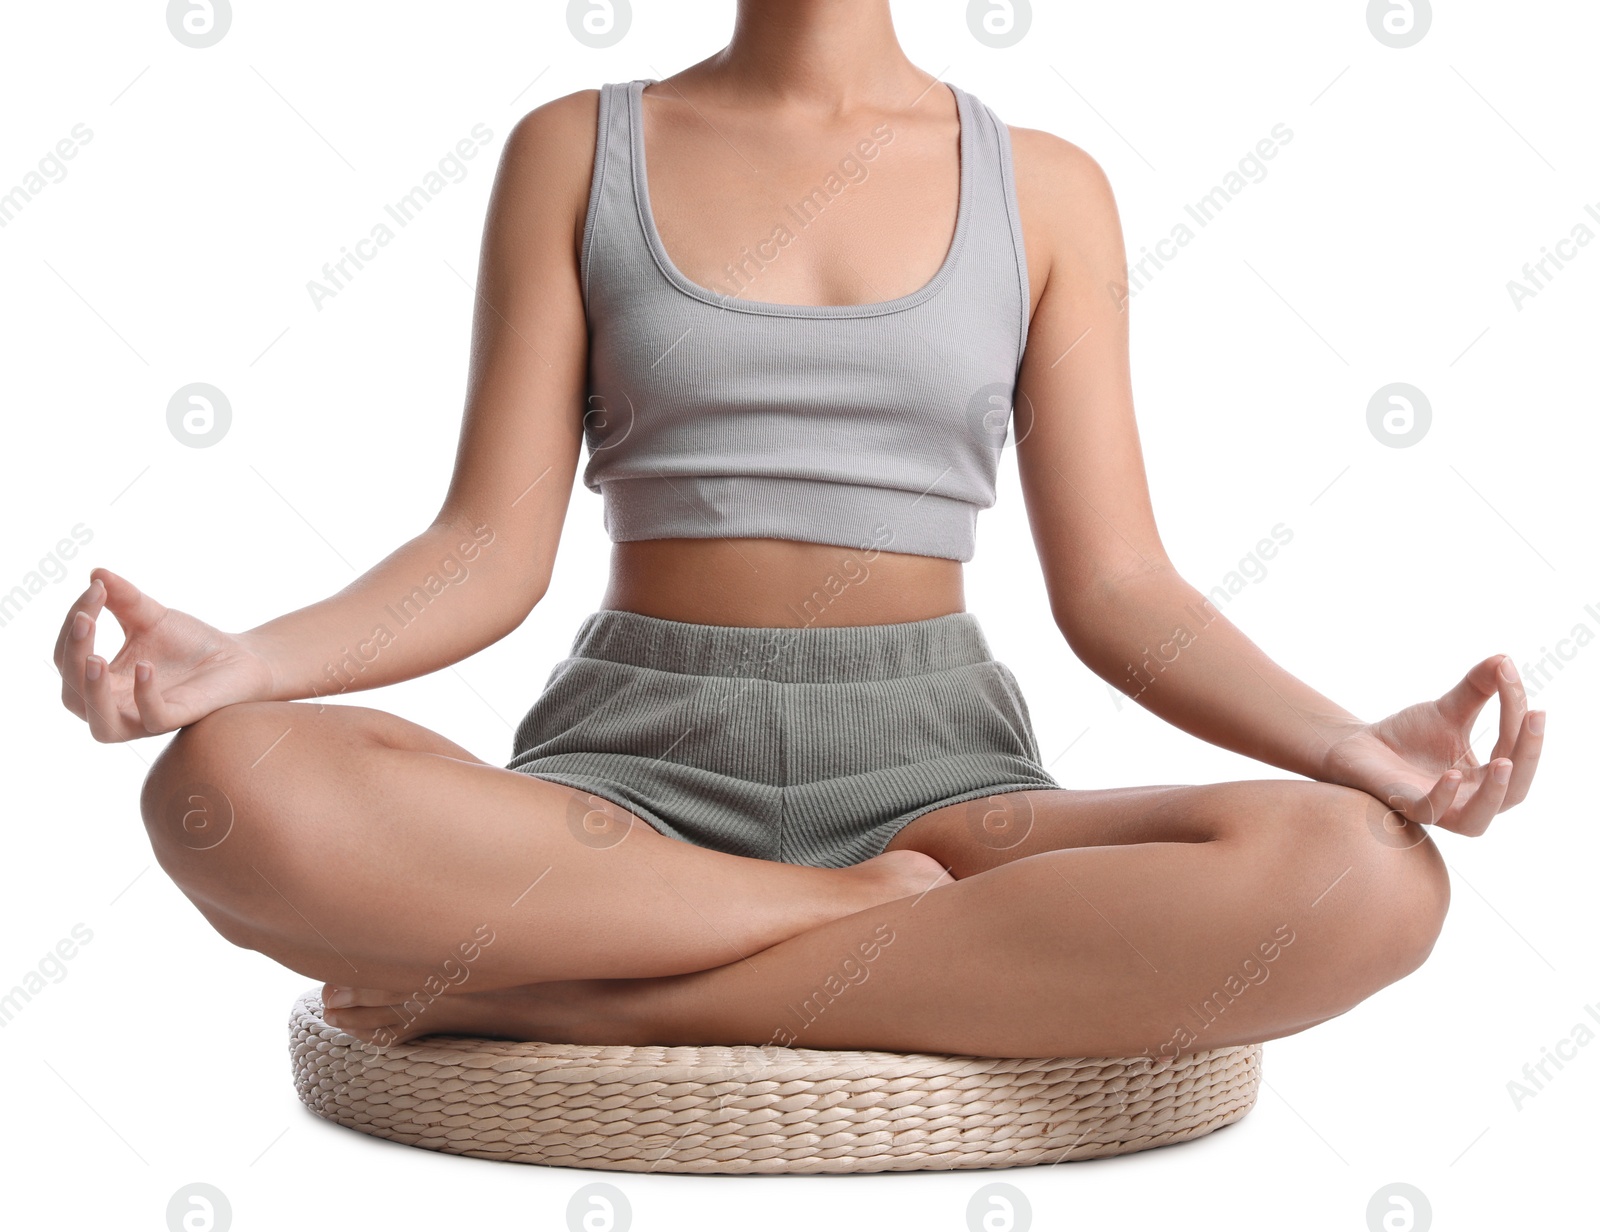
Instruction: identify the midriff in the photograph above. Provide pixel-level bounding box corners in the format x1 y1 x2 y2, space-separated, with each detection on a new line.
602 539 965 628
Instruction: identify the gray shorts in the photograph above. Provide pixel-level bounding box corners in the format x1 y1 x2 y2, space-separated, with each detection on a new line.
506 608 1060 868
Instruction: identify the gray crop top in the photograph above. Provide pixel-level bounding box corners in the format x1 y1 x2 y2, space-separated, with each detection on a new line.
578 78 1030 562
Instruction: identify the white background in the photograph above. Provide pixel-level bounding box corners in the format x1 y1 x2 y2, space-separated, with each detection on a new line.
1 1 1594 1229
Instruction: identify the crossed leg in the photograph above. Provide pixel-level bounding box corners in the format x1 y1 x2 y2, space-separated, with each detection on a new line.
139 699 951 989
318 776 1451 1057
142 700 1451 1060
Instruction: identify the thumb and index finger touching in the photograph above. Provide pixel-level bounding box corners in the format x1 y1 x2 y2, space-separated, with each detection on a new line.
1431 651 1548 821
53 566 167 673
1435 653 1518 728
88 567 169 634
1436 652 1538 762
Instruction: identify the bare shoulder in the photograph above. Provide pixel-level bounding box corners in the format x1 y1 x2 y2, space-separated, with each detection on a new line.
495 88 605 259
506 87 602 160
1005 126 1125 290
1008 126 1113 201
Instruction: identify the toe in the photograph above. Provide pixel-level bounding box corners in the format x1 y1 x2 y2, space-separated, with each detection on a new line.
323 1004 415 1047
326 1004 404 1030
323 984 412 1009
322 983 356 1009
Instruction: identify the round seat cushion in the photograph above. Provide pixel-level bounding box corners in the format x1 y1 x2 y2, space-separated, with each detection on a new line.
289 990 1261 1173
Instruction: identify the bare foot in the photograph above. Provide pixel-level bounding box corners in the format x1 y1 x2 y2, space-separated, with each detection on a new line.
320 978 647 1048
843 848 953 910
723 847 954 940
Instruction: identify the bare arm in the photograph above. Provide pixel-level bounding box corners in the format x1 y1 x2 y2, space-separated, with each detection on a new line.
243 515 546 704
1007 128 1543 832
245 92 598 700
56 90 600 737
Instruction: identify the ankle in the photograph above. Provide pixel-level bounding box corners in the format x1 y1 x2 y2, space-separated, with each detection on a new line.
619 971 704 1047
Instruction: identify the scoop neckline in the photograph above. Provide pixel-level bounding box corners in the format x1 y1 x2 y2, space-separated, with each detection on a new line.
627 77 973 319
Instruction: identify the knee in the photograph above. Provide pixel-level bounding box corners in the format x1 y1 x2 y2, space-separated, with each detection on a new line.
1292 783 1451 981
139 701 291 888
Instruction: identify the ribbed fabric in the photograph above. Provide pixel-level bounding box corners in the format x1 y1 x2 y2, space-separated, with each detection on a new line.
506 609 1060 868
578 78 1031 563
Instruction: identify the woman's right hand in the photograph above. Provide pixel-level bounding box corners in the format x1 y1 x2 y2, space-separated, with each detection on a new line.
54 567 277 742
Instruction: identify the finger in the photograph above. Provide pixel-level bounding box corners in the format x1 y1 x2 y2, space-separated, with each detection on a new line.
94 567 168 637
1435 655 1506 730
1501 710 1546 809
1381 769 1461 828
1444 758 1513 837
132 660 183 735
1417 768 1464 826
1488 655 1528 763
52 575 106 669
58 609 97 720
81 655 128 743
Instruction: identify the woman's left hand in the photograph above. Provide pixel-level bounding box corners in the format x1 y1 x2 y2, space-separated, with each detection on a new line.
1317 653 1545 837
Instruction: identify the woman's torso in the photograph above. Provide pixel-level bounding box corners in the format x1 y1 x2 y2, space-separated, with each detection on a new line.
576 72 1046 628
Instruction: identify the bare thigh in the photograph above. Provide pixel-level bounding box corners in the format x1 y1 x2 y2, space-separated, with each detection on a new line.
138 699 921 989
886 780 1307 875
633 776 1453 1056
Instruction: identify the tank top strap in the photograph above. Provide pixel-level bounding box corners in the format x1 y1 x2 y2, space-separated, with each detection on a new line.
579 80 652 306
944 83 1032 369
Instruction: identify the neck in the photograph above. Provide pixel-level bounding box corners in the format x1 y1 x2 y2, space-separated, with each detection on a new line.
690 0 925 111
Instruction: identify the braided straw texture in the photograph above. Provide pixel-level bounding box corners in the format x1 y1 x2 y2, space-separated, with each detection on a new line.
289 990 1261 1173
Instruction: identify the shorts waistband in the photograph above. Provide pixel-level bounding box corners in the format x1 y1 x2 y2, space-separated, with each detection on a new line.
565 608 994 682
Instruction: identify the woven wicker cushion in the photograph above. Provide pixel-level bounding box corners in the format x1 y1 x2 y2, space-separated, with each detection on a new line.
289 989 1261 1173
